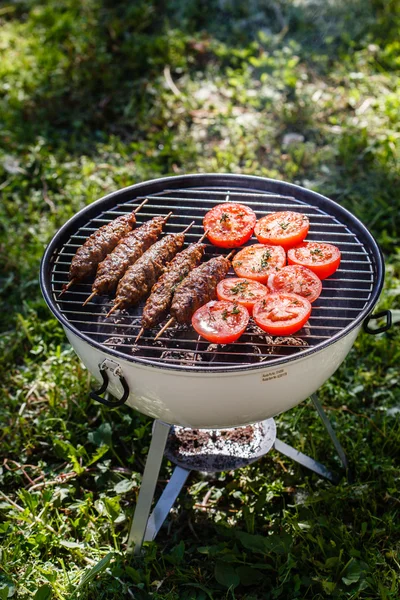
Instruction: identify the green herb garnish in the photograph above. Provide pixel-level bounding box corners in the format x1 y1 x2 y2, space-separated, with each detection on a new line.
230 281 249 295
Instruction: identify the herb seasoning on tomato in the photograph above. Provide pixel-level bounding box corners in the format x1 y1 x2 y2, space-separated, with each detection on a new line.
253 292 311 336
267 265 322 303
232 244 286 283
287 242 341 280
192 300 250 344
203 203 257 248
254 211 309 250
216 277 269 314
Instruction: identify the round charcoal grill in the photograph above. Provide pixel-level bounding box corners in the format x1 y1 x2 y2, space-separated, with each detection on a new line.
40 174 389 429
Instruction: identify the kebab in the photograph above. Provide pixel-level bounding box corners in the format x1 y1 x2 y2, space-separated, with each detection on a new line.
153 251 234 340
135 233 208 341
62 198 148 294
106 222 194 318
82 213 172 306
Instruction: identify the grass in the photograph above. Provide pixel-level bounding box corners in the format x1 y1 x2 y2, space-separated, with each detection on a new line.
0 0 399 598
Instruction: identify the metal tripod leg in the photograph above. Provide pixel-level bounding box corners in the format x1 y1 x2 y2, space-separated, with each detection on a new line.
310 393 349 472
274 393 350 484
144 466 191 542
127 420 171 554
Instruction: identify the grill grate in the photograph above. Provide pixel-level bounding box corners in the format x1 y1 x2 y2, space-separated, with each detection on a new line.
49 183 376 370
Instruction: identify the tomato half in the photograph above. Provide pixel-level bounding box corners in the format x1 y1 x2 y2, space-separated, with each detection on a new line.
253 293 311 336
203 203 257 248
254 211 309 250
192 300 249 344
287 242 341 280
267 265 322 303
216 278 269 314
232 244 286 284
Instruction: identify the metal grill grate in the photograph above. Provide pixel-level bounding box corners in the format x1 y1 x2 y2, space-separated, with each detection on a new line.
48 182 376 370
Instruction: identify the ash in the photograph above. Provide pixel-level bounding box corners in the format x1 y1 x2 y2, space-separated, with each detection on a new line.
169 424 263 460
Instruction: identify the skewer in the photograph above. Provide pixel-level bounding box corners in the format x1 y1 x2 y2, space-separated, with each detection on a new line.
135 327 145 343
154 317 175 341
182 221 195 234
106 302 122 318
82 210 174 307
59 279 77 296
82 291 97 307
198 231 208 243
133 197 149 213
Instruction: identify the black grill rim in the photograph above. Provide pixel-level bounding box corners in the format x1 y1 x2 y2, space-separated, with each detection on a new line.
40 173 385 373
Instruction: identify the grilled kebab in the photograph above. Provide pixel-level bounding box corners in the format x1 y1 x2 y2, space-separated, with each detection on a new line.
153 253 232 339
171 255 231 323
65 199 147 291
140 242 206 330
107 224 193 316
83 215 170 305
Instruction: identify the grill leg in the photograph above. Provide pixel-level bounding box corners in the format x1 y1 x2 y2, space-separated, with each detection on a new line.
127 420 171 555
274 393 350 484
310 393 349 473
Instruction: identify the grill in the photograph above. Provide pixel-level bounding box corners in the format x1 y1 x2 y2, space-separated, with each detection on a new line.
43 174 382 372
40 174 390 555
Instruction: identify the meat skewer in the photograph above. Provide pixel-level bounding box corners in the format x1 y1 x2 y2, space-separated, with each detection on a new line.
135 232 208 342
153 251 234 341
61 198 148 294
106 222 195 318
82 212 172 306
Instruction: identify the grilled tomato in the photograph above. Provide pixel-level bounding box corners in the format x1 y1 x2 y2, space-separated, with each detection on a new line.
253 292 312 336
232 244 286 284
192 300 249 344
254 211 309 250
287 242 341 280
216 277 269 314
203 202 256 248
267 265 322 303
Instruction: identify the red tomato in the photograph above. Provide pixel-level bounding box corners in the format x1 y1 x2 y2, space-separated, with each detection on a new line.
203 203 257 248
287 242 341 280
192 300 249 344
253 293 312 336
254 211 309 250
267 265 322 303
232 244 286 284
216 278 269 314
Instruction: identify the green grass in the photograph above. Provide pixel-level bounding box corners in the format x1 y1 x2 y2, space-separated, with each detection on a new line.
0 0 399 598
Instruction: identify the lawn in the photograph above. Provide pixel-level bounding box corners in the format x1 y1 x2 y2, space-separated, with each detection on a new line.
0 0 399 598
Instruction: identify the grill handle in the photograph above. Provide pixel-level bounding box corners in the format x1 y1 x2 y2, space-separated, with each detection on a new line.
90 361 129 408
363 309 392 335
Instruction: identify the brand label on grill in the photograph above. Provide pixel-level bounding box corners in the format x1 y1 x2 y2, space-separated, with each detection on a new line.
262 368 288 382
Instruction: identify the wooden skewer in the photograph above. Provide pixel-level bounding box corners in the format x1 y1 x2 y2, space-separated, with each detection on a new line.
82 291 97 307
182 221 195 234
106 302 122 318
135 327 145 343
226 249 235 260
198 231 208 243
59 278 76 297
154 317 175 341
133 198 149 213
